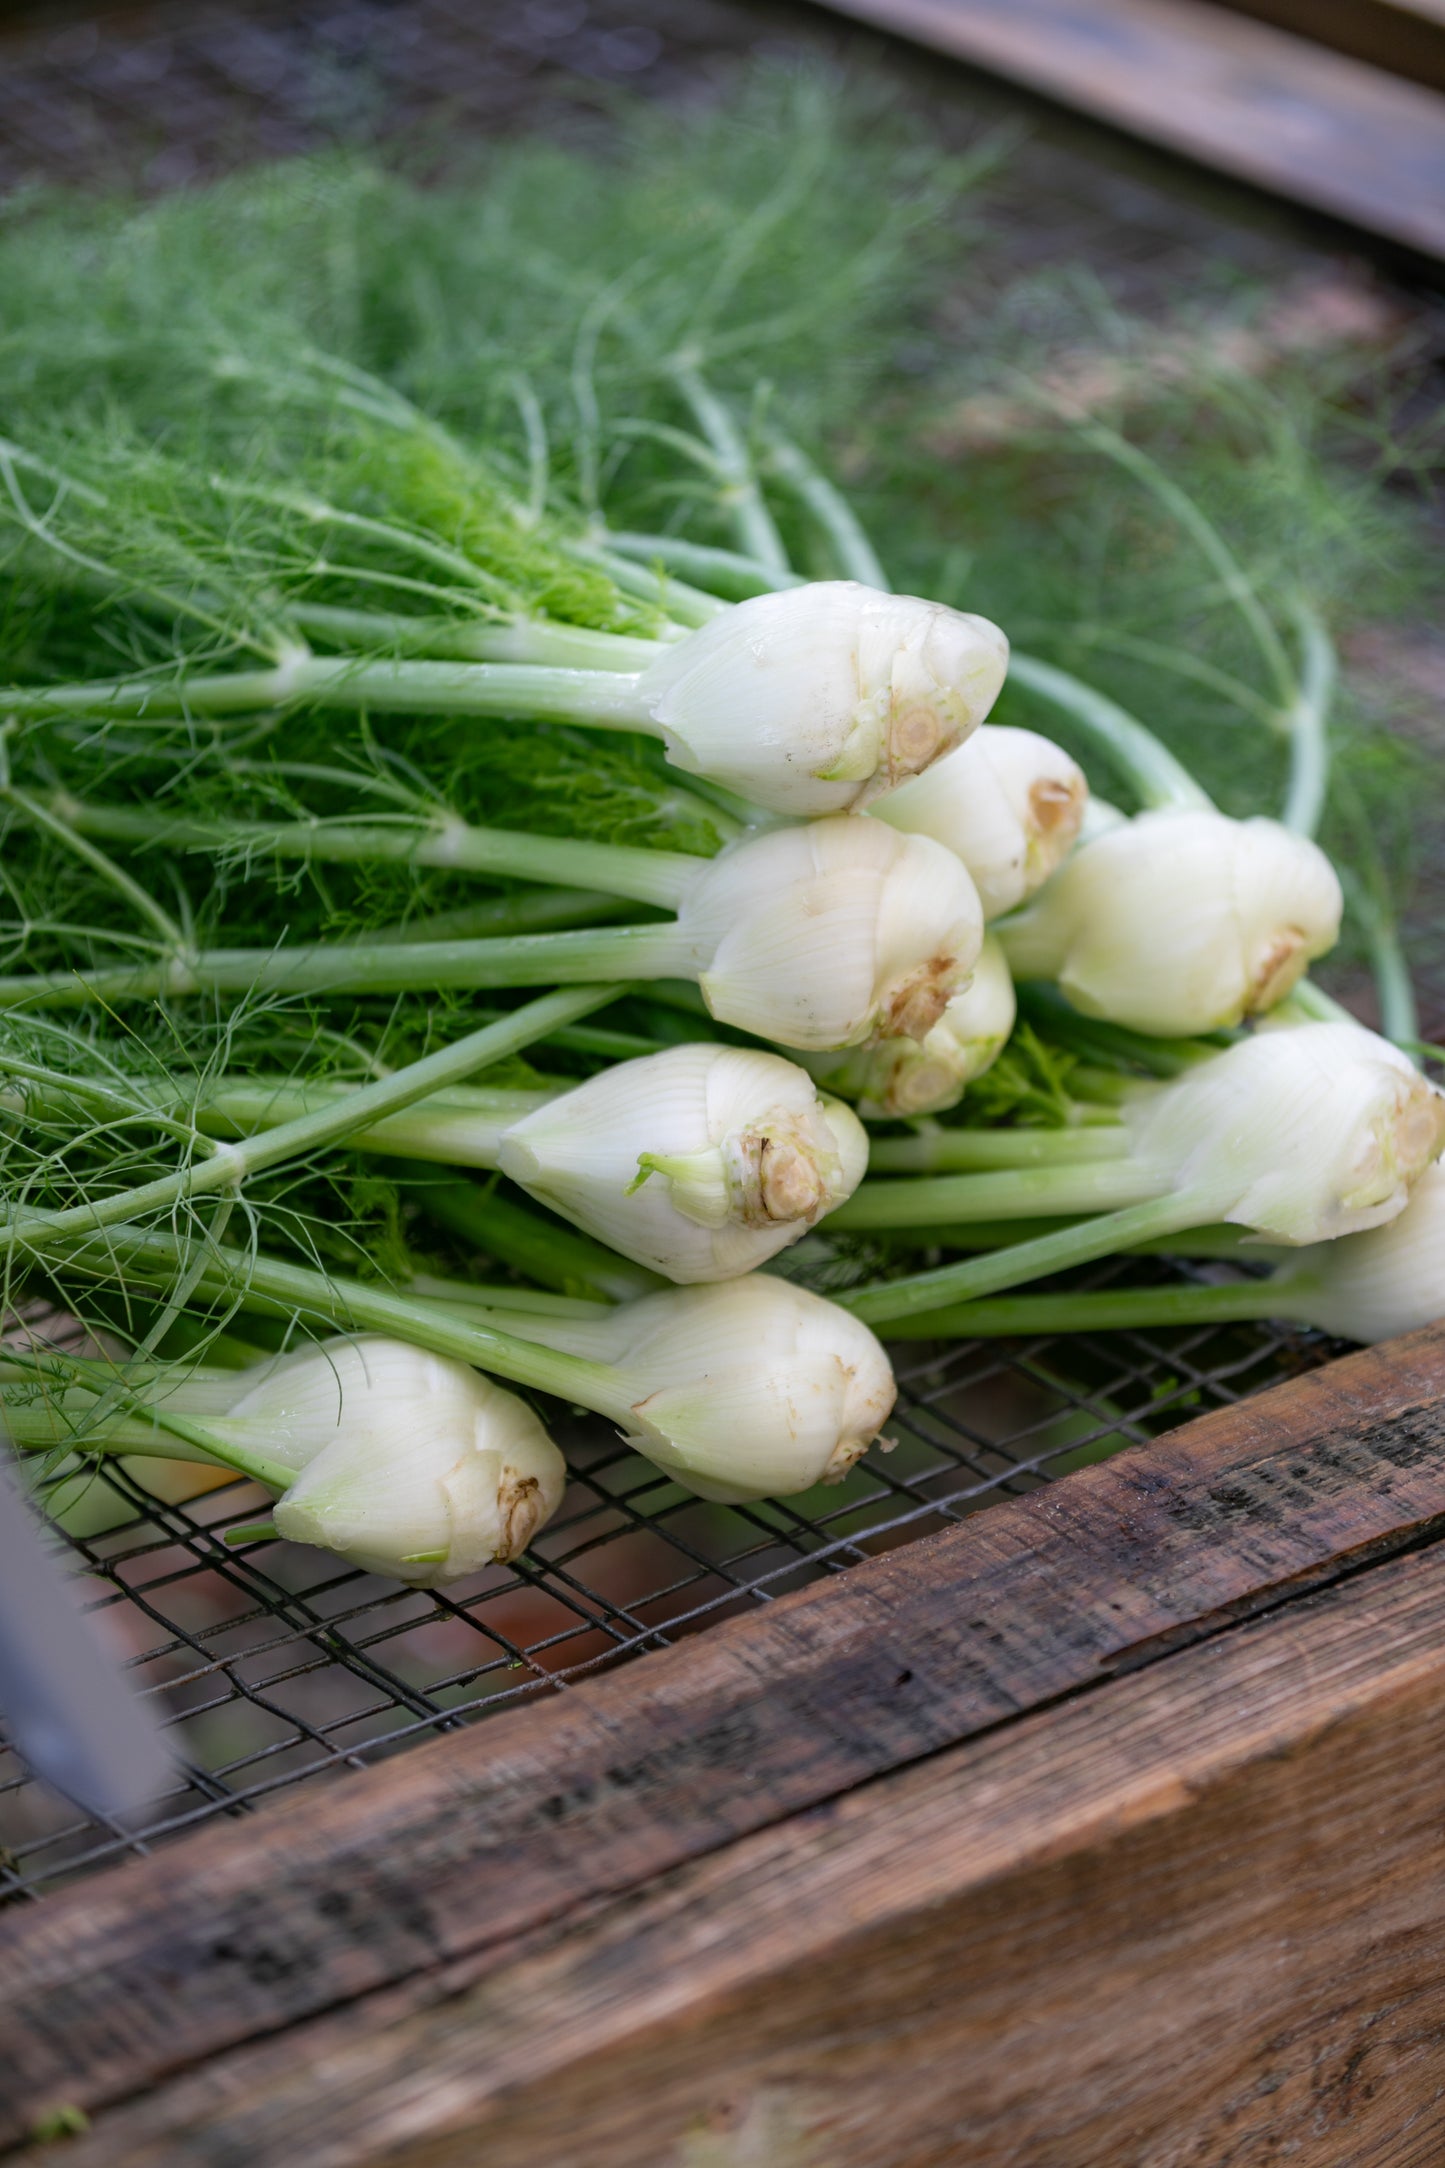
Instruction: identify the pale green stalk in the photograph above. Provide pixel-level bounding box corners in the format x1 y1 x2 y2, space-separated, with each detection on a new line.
1341 875 1420 1051
50 797 700 912
507 371 550 530
2 655 655 730
287 602 661 671
830 1159 1162 1232
369 892 638 944
603 531 804 599
2 1366 295 1491
404 1272 609 1318
875 1274 1312 1340
845 1217 1251 1257
0 924 679 1012
866 1126 1132 1175
196 1078 543 1165
763 432 890 589
669 363 792 577
1005 653 1213 812
836 1185 1221 1326
1279 598 1335 839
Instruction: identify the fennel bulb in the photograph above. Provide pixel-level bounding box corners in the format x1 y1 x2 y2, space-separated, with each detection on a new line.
14 583 1008 821
224 1337 567 1582
875 1162 1445 1347
835 1021 1445 1330
494 1043 868 1281
1125 1021 1445 1243
674 815 985 1049
834 1022 1445 1274
627 582 1008 813
805 934 1017 1117
204 1043 869 1283
21 1222 901 1511
874 725 1087 918
1286 1161 1445 1342
481 1277 898 1503
996 808 1343 1035
4 814 984 1057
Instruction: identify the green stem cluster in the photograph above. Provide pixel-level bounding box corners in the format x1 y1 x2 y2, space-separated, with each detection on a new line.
53 1223 645 1424
4 985 622 1257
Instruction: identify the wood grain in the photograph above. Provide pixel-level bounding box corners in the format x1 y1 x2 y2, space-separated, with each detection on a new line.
814 0 1445 258
28 1524 1445 2165
5 1323 1445 2148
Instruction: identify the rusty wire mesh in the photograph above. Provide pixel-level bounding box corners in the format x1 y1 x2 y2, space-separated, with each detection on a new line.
0 0 1439 1902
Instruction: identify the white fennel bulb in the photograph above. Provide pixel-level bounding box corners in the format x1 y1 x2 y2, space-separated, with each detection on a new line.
528 1278 897 1503
806 934 1017 1118
673 815 984 1050
495 1043 868 1282
875 724 1087 918
1292 1162 1445 1342
997 807 1343 1035
208 1336 566 1583
634 582 1009 815
1127 1022 1445 1243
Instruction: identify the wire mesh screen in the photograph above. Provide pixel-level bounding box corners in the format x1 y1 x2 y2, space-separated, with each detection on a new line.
0 1258 1350 1902
0 0 1439 1903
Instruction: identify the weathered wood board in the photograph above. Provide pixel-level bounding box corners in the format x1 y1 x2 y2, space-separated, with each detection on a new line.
4 1324 1445 2160
814 0 1445 257
39 1535 1445 2166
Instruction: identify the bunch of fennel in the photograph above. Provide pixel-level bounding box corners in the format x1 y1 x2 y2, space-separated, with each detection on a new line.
1 128 1436 1593
0 372 1019 1576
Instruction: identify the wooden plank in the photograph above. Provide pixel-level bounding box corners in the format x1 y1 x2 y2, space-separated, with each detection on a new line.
813 0 1445 258
30 1526 1445 2165
5 1323 1445 2147
1217 0 1445 95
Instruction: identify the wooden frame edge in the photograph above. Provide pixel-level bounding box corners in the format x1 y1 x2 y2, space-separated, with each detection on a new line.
813 0 1445 258
34 1521 1445 2164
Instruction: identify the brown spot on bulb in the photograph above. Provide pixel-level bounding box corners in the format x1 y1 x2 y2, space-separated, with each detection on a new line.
496 1473 544 1562
1392 1085 1445 1183
822 1434 872 1484
1247 928 1309 1012
758 1138 826 1223
1029 775 1085 837
888 701 949 779
882 956 958 1043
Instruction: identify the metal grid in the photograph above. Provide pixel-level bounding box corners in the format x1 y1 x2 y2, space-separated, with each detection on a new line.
0 0 1437 1901
0 1251 1350 1901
